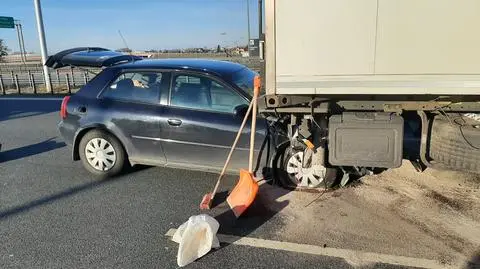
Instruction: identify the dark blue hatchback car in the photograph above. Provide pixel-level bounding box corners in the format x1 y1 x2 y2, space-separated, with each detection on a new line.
47 48 268 178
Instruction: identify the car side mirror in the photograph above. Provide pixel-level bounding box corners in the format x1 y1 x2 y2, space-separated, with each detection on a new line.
233 104 249 119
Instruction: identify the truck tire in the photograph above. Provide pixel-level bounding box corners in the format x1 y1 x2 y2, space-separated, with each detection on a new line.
429 114 480 174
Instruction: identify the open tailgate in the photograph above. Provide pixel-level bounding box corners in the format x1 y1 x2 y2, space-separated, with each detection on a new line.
45 47 143 69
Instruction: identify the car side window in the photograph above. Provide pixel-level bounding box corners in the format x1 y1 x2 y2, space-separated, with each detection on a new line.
170 74 247 113
102 72 164 104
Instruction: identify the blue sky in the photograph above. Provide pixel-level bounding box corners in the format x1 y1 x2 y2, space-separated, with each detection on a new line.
1 0 261 54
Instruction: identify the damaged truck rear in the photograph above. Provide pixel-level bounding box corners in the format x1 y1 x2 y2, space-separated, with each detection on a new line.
262 0 480 190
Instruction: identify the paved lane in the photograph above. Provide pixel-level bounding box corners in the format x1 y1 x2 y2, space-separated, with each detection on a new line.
0 98 477 269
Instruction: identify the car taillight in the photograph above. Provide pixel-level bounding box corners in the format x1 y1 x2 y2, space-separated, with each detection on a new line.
60 96 71 119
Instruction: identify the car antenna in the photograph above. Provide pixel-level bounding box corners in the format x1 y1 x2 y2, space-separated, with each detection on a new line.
117 30 137 63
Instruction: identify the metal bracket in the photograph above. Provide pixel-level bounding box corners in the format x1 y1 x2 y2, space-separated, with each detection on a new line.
384 102 452 113
417 111 433 168
340 167 350 187
410 159 426 172
298 118 311 139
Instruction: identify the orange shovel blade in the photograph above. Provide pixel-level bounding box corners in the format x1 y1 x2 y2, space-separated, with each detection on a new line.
226 169 259 218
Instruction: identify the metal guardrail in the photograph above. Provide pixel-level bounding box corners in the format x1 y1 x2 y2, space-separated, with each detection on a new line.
0 62 44 73
0 69 90 95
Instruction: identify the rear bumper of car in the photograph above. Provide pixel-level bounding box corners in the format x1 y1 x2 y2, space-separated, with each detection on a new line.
57 120 75 146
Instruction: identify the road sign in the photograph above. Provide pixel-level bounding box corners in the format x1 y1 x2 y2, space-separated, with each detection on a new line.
249 39 260 57
0 16 14 28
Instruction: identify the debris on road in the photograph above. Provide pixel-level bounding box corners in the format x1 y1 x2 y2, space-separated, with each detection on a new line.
171 214 220 267
254 162 480 267
355 164 480 255
464 113 480 123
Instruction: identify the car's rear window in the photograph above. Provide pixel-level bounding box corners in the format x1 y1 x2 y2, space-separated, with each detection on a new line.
102 71 164 104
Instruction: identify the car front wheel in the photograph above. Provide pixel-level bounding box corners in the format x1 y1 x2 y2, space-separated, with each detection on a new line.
273 143 338 190
79 129 127 178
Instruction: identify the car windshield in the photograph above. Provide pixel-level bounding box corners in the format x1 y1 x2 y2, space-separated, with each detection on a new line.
231 68 257 97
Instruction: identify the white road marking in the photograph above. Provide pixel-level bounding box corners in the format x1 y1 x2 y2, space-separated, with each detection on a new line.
165 228 458 269
0 97 63 101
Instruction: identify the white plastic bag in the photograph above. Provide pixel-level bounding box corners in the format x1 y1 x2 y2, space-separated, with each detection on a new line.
172 214 220 267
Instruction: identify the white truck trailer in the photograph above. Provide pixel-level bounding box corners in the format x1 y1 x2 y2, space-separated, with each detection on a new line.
261 0 480 190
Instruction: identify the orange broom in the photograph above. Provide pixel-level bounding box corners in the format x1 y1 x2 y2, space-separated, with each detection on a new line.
199 76 261 216
226 76 261 218
199 99 254 210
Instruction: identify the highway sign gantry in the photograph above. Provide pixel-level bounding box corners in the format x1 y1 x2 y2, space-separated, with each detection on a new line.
0 16 14 29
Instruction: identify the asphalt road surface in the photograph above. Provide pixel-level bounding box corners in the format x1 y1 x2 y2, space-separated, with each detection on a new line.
0 97 478 269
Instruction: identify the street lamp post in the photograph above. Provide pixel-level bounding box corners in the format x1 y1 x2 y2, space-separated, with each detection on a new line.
14 21 25 63
247 0 251 55
18 23 27 61
258 0 262 40
33 0 52 93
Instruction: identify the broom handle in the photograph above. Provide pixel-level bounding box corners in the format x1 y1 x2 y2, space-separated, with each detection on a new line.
248 78 260 173
211 100 254 196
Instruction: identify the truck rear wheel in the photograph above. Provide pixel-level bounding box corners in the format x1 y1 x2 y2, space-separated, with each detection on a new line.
429 114 480 174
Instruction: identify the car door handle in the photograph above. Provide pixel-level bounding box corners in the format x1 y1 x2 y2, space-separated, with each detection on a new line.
167 119 182 126
77 106 87 114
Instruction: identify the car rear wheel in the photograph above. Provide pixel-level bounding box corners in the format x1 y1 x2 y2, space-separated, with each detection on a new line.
79 129 127 178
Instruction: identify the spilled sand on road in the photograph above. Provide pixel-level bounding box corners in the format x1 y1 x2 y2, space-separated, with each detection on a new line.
257 162 480 267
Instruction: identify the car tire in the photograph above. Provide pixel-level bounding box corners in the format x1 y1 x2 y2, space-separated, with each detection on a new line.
79 129 127 179
429 114 480 174
273 142 338 190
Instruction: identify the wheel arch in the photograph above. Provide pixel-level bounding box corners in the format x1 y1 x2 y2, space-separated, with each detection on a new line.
73 125 131 161
269 140 290 184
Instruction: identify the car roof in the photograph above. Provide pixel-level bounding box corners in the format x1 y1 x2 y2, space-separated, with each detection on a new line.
115 58 247 77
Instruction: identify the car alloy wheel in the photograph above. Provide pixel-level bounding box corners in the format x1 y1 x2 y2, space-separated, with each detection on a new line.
273 143 338 190
84 138 117 171
286 151 328 188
